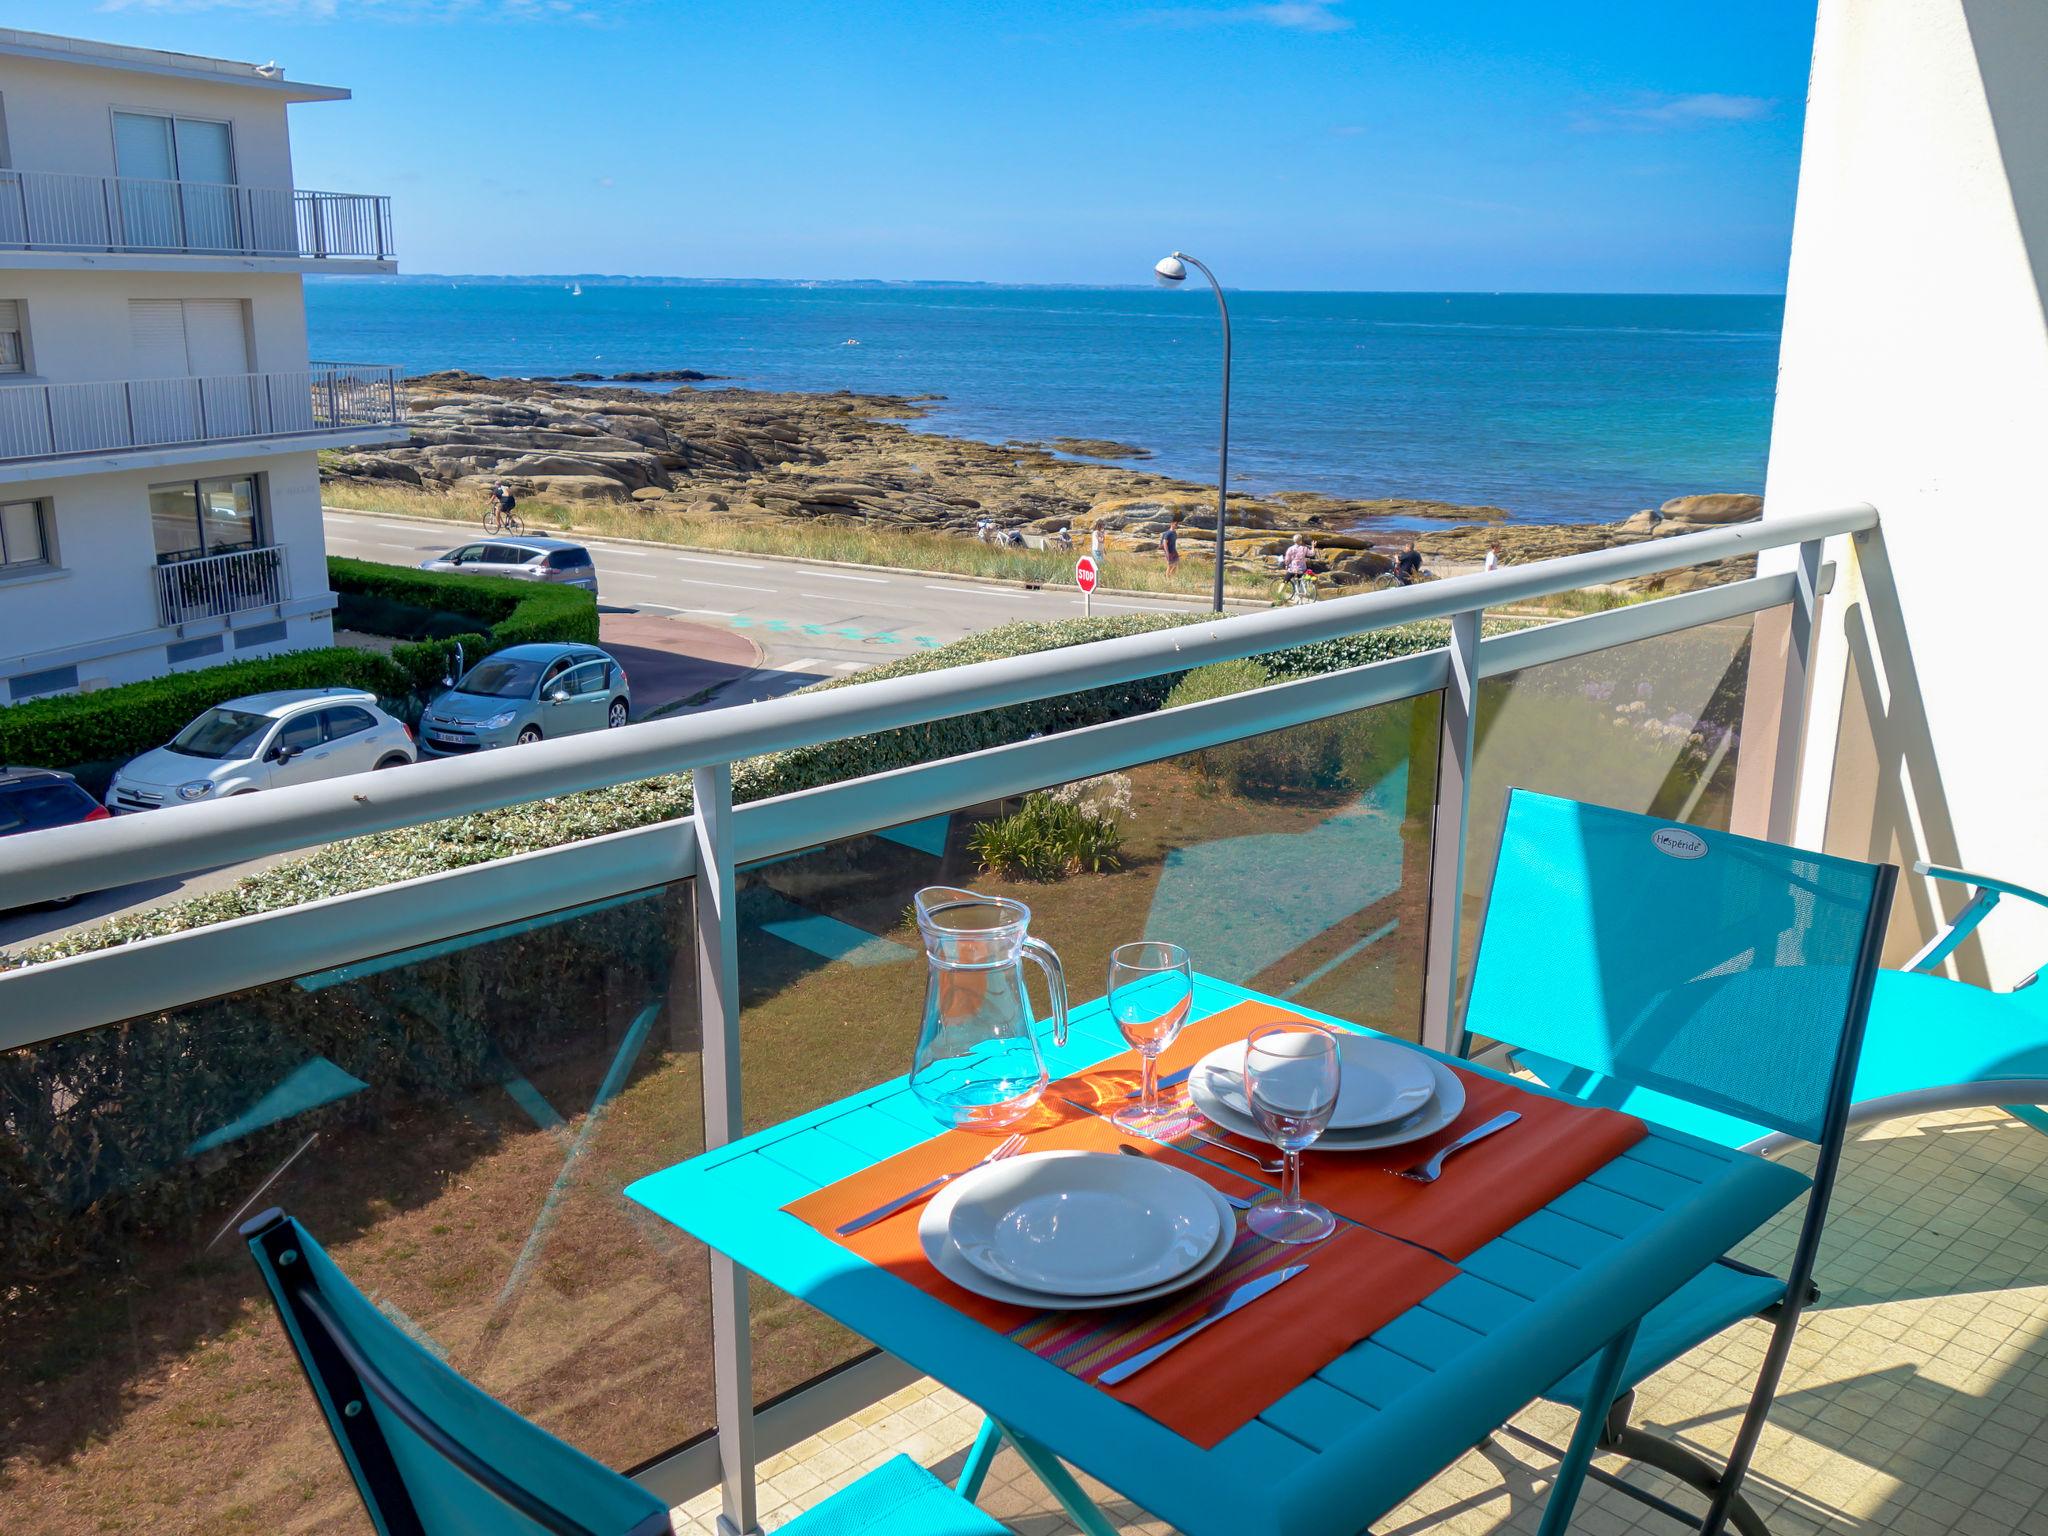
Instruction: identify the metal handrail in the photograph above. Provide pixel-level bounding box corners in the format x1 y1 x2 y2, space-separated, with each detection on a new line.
0 364 404 464
0 168 392 260
0 502 1877 911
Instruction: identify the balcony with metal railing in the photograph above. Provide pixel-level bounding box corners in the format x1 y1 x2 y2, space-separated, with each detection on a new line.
0 362 405 478
150 543 290 628
2 507 2038 1536
0 168 394 264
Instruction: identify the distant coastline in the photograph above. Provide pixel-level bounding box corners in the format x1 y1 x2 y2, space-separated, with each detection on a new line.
308 283 1781 524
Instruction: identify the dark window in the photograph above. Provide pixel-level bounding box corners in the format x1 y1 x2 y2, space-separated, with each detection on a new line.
545 547 593 570
166 634 225 664
150 474 260 563
456 657 544 698
539 658 573 694
274 713 324 754
168 706 269 759
0 780 98 836
321 705 377 739
481 545 525 564
566 660 607 696
7 665 76 700
448 544 487 563
233 620 287 649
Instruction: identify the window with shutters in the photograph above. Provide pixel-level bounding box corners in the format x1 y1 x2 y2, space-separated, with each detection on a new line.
0 300 24 374
0 497 52 571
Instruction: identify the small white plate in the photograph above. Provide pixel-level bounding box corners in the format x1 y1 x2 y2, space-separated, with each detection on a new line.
1191 1049 1466 1152
946 1150 1222 1296
921 1152 1236 1309
1192 1032 1437 1130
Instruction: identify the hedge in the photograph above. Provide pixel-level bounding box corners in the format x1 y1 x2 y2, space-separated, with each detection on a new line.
327 556 600 695
0 562 599 779
1 612 1456 1276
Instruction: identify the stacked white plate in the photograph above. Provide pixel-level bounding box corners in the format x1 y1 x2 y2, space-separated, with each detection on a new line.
921 1150 1235 1308
1187 1032 1465 1151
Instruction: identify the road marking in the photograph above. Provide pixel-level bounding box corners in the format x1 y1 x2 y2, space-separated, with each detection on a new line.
784 657 827 672
679 607 739 617
810 571 889 583
796 591 919 610
833 662 867 672
672 576 777 594
673 554 768 570
923 582 997 595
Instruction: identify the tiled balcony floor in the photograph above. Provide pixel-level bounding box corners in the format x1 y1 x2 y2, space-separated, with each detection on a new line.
675 1106 2048 1536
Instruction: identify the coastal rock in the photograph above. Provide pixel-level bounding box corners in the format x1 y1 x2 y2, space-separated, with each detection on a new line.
1660 493 1761 525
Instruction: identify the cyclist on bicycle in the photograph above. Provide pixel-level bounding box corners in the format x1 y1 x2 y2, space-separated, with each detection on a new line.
1282 533 1316 602
485 482 518 530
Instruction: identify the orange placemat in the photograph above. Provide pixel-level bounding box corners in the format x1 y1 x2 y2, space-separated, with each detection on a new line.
1136 1001 1649 1260
783 1099 1455 1448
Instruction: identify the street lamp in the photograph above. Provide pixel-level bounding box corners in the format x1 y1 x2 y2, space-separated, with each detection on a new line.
1154 251 1231 613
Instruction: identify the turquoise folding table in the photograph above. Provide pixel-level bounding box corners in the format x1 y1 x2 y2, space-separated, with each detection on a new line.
627 977 1810 1536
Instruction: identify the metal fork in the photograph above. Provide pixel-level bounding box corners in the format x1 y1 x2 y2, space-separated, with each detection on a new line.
1393 1111 1520 1183
835 1132 1027 1235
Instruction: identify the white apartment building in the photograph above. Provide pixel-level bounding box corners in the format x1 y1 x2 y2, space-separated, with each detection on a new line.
0 29 403 701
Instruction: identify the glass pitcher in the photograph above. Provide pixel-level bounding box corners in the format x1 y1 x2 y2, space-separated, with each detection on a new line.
910 886 1069 1130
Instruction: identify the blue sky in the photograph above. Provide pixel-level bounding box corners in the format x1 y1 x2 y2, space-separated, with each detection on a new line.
36 0 1816 289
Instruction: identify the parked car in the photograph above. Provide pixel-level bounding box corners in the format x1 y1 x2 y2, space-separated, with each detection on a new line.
107 689 415 812
417 644 631 756
419 537 599 595
0 766 109 907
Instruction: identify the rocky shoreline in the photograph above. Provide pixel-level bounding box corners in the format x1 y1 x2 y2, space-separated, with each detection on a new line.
323 372 1761 593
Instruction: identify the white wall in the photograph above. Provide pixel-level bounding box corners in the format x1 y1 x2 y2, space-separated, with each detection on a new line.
2 268 308 381
1767 0 2048 981
0 450 332 693
0 56 294 186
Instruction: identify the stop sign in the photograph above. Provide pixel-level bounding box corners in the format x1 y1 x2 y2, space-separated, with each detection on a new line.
1075 554 1099 593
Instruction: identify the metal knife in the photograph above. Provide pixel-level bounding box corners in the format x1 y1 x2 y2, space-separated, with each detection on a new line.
1097 1264 1308 1385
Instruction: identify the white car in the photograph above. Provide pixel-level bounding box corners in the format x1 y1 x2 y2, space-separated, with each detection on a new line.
108 688 415 812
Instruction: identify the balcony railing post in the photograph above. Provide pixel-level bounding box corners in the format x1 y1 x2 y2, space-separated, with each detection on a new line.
1421 605 1482 1055
690 761 761 1536
1764 537 1826 844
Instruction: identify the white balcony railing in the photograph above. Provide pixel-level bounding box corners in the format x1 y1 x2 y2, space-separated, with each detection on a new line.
0 364 404 464
0 504 1882 1523
0 169 393 260
152 543 290 628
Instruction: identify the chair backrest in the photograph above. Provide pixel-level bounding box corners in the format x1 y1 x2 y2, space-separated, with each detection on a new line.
1464 790 1896 1146
244 1209 670 1536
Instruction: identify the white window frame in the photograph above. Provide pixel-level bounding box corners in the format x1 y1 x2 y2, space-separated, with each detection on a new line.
0 496 54 572
0 299 24 374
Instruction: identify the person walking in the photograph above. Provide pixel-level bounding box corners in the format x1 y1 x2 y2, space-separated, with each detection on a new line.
1484 540 1503 574
1162 512 1182 575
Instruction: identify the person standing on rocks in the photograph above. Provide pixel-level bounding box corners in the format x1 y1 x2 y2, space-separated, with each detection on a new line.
1162 512 1182 575
1484 540 1503 574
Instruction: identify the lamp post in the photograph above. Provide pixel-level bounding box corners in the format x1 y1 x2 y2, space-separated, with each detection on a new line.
1154 251 1231 613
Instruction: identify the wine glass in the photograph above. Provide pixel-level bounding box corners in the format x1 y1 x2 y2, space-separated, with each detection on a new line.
1107 941 1193 1134
1242 1022 1341 1243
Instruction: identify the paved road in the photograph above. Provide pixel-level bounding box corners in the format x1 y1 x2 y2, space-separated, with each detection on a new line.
323 508 1222 709
1 514 1230 953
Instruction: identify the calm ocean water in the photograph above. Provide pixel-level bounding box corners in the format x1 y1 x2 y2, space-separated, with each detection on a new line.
306 281 1782 526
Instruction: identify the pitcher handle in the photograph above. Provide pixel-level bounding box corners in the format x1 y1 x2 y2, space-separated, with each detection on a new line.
1021 936 1069 1048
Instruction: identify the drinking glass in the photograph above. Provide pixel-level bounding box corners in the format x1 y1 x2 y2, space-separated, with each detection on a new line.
1242 1022 1341 1243
1106 941 1194 1134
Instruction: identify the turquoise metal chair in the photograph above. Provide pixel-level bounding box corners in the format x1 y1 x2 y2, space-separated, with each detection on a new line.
1461 791 1896 1536
1514 859 2048 1159
244 1209 1008 1536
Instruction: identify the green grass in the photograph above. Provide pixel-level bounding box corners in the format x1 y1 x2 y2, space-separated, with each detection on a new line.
322 480 1275 598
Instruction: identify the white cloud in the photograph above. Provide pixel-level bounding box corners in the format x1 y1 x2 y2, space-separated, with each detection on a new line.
1575 92 1776 131
1138 0 1352 33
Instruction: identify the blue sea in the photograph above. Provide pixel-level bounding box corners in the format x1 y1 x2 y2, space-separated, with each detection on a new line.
305 281 1782 526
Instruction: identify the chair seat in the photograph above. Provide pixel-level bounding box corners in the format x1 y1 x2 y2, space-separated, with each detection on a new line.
1857 970 2048 1102
777 1454 1009 1535
1543 1261 1786 1411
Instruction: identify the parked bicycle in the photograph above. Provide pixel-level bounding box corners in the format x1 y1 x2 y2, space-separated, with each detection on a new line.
482 483 523 534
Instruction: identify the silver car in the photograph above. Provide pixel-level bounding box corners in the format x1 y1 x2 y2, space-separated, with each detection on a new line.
419 536 599 595
417 644 631 757
108 689 416 811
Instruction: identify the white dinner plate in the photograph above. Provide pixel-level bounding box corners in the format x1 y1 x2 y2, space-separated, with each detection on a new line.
921 1152 1237 1309
1190 1049 1467 1152
946 1149 1222 1296
1191 1032 1437 1130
